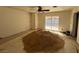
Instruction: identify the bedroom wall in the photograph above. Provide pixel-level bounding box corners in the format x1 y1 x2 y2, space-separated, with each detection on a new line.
30 13 39 30
30 13 35 30
67 7 79 44
0 7 31 38
38 10 72 32
35 13 38 29
38 13 45 30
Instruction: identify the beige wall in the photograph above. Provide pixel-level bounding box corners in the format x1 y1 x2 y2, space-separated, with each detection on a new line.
38 13 45 30
0 7 31 38
62 7 79 44
35 13 38 29
30 13 35 29
30 13 39 30
68 7 79 44
38 10 72 32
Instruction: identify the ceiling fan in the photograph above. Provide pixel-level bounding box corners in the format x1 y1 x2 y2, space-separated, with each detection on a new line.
53 6 58 8
38 6 50 12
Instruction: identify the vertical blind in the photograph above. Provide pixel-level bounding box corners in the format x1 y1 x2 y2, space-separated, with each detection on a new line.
45 16 59 31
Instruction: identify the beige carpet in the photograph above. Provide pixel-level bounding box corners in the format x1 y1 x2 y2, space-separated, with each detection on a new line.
23 31 64 53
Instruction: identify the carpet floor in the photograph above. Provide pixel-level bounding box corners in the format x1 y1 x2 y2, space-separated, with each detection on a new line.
0 30 79 53
23 31 64 52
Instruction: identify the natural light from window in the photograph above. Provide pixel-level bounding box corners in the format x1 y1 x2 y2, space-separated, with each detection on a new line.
45 16 59 31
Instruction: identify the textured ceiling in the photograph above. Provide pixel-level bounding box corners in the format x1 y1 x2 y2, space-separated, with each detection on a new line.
9 6 78 13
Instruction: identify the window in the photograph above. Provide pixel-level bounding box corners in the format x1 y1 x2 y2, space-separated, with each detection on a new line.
45 16 59 31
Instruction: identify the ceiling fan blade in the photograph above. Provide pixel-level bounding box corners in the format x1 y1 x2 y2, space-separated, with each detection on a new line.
41 10 49 11
53 6 57 7
38 6 50 12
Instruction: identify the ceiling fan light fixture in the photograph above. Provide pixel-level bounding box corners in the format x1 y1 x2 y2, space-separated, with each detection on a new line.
53 6 58 8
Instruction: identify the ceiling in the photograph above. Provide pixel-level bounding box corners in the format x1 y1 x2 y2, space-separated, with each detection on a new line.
9 6 78 13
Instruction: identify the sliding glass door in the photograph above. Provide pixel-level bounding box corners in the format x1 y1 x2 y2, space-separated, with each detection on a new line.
45 16 59 31
45 16 52 30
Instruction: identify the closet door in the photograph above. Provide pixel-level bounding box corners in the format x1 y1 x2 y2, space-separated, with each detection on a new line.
77 12 79 43
71 12 79 37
